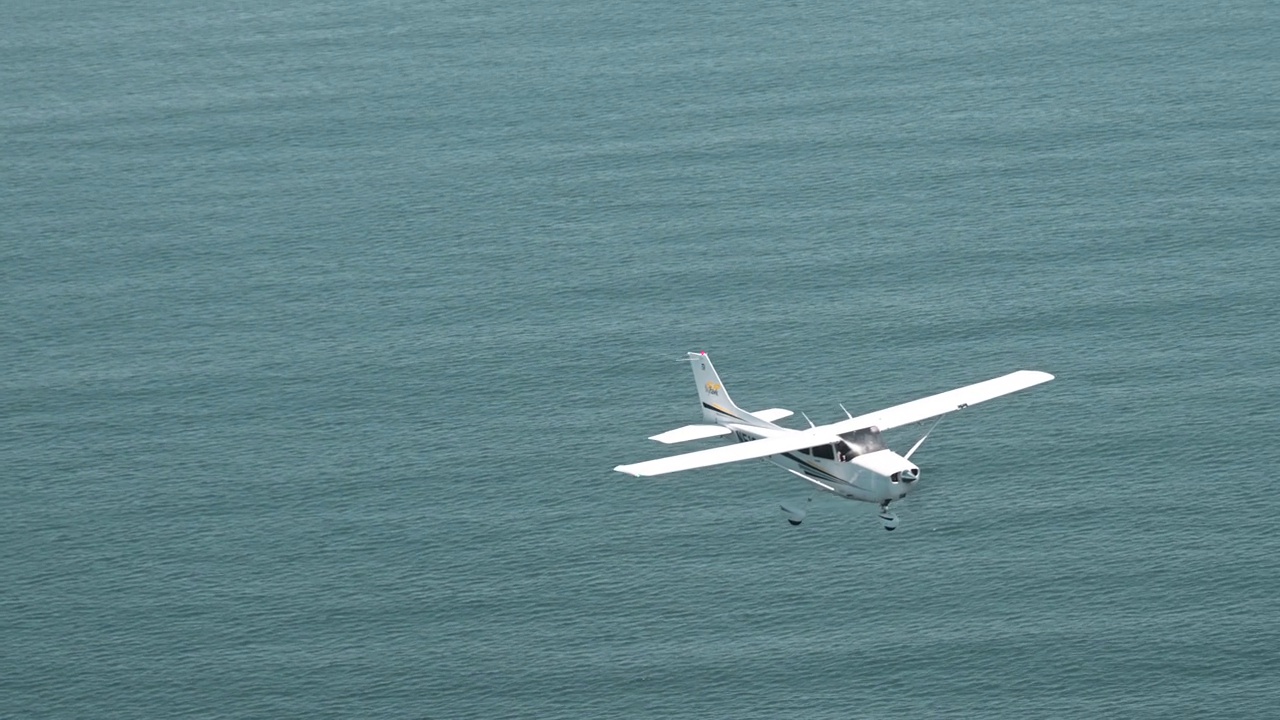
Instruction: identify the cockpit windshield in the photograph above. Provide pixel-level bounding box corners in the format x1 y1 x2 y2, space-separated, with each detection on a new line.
838 426 886 457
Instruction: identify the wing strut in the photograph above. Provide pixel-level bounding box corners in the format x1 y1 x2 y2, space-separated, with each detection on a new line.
904 415 946 460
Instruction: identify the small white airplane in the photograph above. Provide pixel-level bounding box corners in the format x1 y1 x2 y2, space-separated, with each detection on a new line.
615 352 1053 530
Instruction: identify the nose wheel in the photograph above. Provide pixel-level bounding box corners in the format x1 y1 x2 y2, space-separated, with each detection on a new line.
878 501 899 531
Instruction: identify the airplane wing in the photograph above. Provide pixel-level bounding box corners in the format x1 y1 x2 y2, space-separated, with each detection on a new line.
615 427 843 477
826 370 1054 435
616 370 1052 478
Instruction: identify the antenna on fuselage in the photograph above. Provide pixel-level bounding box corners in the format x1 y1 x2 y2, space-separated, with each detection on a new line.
800 412 816 428
838 403 853 419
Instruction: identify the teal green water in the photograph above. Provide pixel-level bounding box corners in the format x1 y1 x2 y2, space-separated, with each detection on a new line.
4 1 1279 717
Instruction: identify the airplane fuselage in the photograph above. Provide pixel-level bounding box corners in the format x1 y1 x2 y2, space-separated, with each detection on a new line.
729 427 917 505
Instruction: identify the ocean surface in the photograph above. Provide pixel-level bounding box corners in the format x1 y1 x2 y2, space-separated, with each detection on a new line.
3 0 1278 717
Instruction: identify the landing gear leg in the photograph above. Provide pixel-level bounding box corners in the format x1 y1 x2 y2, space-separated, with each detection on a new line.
878 500 899 531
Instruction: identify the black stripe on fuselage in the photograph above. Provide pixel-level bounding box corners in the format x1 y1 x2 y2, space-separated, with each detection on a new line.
781 452 844 485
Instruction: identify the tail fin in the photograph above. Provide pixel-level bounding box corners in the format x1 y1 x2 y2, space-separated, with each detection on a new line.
688 352 752 425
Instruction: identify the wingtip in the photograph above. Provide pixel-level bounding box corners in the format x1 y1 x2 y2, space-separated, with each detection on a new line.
613 465 642 477
1015 369 1055 382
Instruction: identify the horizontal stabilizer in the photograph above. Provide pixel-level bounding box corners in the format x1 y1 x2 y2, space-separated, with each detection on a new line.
752 408 793 423
649 424 732 444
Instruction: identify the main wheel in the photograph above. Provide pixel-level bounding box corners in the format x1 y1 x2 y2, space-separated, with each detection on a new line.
780 499 809 526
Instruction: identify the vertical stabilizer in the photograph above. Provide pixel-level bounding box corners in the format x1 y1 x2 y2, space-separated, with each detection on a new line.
688 352 753 425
